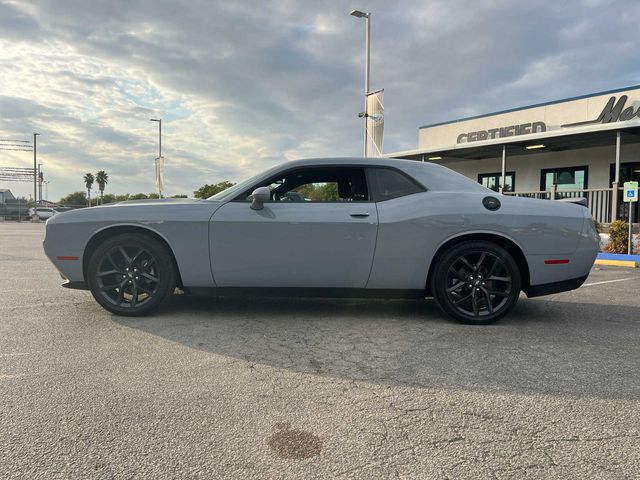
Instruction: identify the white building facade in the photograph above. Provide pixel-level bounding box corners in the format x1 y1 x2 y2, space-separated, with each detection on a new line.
387 85 640 223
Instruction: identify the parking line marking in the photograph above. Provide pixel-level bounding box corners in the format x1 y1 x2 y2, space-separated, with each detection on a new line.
582 278 633 287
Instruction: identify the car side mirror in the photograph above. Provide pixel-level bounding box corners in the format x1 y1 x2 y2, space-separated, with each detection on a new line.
249 186 271 210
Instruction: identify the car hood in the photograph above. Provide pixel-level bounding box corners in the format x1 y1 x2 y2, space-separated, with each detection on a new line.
48 198 223 224
108 198 205 206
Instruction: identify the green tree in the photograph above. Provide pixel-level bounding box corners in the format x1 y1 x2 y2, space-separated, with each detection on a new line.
295 184 316 199
59 191 88 208
129 193 149 200
83 173 94 207
314 183 339 201
95 170 109 204
101 193 117 204
194 181 235 198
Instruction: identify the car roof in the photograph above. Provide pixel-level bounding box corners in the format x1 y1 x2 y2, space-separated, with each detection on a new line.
275 157 420 168
211 157 489 201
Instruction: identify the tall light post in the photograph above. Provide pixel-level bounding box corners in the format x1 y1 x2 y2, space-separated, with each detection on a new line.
150 118 161 158
33 132 40 206
150 118 163 198
44 181 50 202
350 9 370 157
38 163 43 204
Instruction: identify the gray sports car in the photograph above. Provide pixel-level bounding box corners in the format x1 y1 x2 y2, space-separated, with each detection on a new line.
43 158 599 324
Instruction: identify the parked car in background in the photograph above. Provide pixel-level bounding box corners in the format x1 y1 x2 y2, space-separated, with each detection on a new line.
54 206 74 213
43 157 599 324
29 207 58 220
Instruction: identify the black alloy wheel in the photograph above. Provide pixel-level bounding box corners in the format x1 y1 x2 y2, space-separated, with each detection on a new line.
432 241 521 325
87 233 176 316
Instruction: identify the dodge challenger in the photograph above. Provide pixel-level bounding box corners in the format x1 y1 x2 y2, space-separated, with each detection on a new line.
43 158 599 324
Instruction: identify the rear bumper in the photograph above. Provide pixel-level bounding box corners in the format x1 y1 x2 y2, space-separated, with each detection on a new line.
524 273 588 298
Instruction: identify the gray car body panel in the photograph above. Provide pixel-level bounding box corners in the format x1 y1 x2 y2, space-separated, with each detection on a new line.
210 201 378 287
44 198 223 287
367 190 592 289
43 157 599 294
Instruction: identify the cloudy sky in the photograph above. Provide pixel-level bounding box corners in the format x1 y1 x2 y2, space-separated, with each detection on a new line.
1 0 639 201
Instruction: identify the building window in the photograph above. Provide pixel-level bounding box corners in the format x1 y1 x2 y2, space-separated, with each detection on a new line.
478 172 515 192
609 162 640 185
540 166 588 191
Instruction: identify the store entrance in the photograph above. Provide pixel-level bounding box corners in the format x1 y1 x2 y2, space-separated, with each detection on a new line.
478 172 515 192
610 162 640 222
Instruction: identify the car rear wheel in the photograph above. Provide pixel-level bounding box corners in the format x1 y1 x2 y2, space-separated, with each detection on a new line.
87 233 176 316
431 240 521 325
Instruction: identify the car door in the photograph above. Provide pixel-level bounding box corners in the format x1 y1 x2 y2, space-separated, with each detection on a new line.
209 166 379 288
36 208 51 219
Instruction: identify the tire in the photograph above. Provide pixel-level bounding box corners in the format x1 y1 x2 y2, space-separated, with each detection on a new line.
87 233 176 316
431 240 521 325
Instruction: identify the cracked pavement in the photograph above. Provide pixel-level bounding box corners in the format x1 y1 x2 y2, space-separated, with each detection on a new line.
1 223 639 479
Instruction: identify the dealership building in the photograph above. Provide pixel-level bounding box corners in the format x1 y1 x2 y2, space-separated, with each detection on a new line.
387 85 640 223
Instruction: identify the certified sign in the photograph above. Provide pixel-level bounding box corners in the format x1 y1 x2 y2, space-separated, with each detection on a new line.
623 181 638 202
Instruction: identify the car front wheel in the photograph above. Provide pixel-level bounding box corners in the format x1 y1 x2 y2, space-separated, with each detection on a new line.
87 233 176 316
431 240 521 325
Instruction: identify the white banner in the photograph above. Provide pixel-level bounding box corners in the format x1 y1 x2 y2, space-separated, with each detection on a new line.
366 89 384 156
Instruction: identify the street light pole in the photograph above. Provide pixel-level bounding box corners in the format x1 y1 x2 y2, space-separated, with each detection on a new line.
33 132 40 206
38 163 42 204
150 118 161 158
150 118 163 198
350 9 371 157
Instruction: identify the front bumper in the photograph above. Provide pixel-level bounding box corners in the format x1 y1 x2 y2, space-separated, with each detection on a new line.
61 279 89 290
43 222 86 284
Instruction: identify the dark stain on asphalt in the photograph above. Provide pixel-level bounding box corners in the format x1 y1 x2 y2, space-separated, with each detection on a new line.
267 422 322 460
308 358 323 373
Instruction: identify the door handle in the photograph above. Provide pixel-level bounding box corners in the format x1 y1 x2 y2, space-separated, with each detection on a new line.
350 212 370 218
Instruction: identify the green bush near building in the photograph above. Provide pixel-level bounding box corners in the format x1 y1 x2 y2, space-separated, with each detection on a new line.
605 220 629 254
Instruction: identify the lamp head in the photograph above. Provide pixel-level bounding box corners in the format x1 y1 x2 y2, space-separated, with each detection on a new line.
350 10 369 18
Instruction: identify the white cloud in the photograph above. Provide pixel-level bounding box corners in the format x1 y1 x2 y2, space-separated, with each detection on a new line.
1 0 639 201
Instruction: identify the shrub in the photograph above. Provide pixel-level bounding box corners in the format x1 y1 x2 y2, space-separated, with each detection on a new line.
593 219 604 234
605 220 629 254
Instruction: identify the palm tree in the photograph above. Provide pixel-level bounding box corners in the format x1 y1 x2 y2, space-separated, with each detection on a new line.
95 170 109 204
83 173 94 207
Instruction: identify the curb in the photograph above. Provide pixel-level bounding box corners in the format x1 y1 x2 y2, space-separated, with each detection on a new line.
595 253 639 268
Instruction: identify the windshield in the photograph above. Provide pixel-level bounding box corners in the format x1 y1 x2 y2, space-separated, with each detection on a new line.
208 164 282 201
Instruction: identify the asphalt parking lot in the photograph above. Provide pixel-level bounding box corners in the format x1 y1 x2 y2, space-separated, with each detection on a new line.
1 222 639 479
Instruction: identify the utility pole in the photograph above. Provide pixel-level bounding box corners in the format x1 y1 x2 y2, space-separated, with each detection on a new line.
38 164 42 204
33 132 40 206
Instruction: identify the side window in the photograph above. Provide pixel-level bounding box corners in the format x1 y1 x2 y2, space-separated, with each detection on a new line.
240 167 370 202
367 168 424 201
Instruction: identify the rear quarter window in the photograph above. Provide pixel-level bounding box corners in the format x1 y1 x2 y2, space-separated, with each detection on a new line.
367 167 425 201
